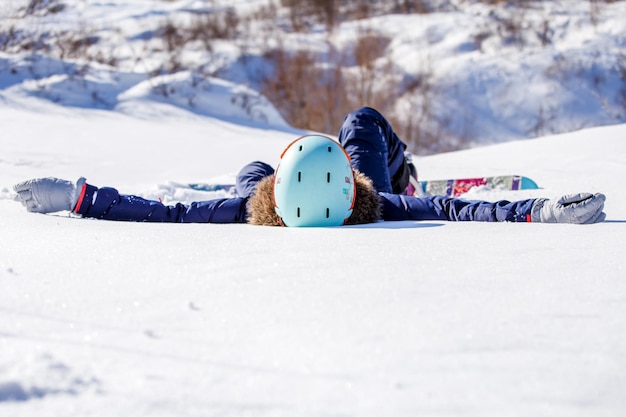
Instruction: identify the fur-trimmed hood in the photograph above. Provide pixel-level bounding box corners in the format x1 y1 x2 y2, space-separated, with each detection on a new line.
247 170 381 226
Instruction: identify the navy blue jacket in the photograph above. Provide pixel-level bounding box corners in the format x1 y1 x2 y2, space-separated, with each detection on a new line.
74 183 535 224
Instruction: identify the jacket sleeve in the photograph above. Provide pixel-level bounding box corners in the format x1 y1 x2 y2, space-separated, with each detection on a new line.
379 193 536 222
73 184 248 223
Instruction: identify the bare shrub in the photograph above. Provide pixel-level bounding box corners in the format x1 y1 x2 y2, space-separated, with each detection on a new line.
494 7 528 49
261 48 332 130
151 7 241 75
107 5 243 74
259 28 447 150
22 0 65 16
480 1 559 50
281 0 343 32
280 0 450 31
155 21 185 73
261 28 399 136
281 0 318 32
250 1 279 22
351 29 392 107
536 18 553 47
590 0 603 26
473 29 492 52
55 32 99 60
0 25 19 51
618 54 626 119
390 0 433 14
309 50 353 133
528 103 557 137
188 8 240 43
390 55 444 153
314 0 338 30
3 30 50 54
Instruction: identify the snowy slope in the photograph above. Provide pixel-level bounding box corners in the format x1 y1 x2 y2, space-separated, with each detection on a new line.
1 0 625 150
1 0 626 415
1 102 625 417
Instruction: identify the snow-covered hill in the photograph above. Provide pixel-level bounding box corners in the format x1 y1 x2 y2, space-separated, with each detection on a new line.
1 99 625 416
1 0 625 151
1 1 626 415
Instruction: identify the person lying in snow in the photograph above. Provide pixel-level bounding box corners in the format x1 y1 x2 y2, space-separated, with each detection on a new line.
13 107 606 226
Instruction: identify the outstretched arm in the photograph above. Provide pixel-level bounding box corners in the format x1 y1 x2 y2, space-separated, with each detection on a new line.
75 184 248 223
378 193 605 224
14 178 249 224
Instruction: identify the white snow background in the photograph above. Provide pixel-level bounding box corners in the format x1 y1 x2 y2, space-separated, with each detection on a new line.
1 1 626 416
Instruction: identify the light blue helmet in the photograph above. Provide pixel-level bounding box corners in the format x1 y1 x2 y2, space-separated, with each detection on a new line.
274 135 356 227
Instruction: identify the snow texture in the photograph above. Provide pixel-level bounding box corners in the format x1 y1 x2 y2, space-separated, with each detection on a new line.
2 91 626 417
1 1 626 416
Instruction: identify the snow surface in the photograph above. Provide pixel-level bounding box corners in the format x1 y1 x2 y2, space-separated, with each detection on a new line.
1 0 626 416
1 97 626 417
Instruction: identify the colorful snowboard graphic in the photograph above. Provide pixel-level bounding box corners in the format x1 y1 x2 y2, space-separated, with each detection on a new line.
420 175 539 197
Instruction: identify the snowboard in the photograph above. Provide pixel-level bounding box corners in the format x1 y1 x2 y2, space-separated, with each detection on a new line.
420 175 539 197
186 183 236 193
184 175 539 198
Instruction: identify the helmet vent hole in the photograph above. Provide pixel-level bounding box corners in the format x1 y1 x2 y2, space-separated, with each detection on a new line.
326 208 330 218
298 171 302 182
297 207 301 217
327 172 331 183
328 146 332 152
299 145 303 151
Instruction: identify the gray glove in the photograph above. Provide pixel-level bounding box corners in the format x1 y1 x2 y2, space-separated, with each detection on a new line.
531 192 606 224
13 177 86 214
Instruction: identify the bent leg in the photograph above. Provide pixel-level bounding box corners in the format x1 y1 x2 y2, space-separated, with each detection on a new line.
337 107 409 193
236 161 274 198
